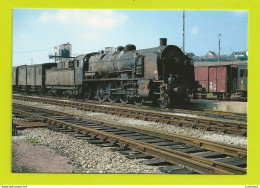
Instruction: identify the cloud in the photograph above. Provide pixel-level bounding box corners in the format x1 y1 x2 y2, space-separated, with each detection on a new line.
38 9 127 29
191 26 199 35
233 10 248 17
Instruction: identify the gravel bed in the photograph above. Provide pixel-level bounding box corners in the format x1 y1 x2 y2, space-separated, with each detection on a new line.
17 128 162 173
13 99 247 147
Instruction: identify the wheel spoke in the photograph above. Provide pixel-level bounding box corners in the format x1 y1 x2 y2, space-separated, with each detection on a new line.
120 95 128 104
133 97 144 105
97 83 107 101
84 87 92 101
119 81 128 104
159 94 169 108
107 82 118 103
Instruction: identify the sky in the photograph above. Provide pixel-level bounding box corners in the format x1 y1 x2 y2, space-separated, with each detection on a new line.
12 9 248 66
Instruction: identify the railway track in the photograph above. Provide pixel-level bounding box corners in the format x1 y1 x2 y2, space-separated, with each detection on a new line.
12 102 247 174
86 99 247 121
13 94 247 121
13 94 247 136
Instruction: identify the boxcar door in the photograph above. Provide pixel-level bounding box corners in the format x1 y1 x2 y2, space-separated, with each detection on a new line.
231 66 238 93
238 66 248 91
209 67 217 93
18 66 27 86
216 66 227 93
75 59 83 86
194 67 209 92
35 66 42 86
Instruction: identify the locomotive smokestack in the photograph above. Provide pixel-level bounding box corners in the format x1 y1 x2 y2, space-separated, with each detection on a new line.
160 38 167 46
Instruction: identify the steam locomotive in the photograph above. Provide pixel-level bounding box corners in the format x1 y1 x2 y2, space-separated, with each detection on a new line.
12 38 199 108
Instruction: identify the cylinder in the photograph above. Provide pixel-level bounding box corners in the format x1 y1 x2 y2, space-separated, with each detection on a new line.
160 38 167 46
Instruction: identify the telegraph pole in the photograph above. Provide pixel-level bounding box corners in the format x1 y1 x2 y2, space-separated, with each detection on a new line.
183 10 185 53
218 34 221 65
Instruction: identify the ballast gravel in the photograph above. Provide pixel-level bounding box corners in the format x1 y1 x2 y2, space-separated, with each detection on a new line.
17 128 162 174
13 99 247 148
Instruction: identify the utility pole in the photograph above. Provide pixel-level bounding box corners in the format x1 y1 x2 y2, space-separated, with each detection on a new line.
183 10 185 53
218 34 221 65
31 58 33 65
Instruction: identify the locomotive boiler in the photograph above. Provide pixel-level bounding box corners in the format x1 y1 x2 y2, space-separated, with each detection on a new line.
82 38 197 108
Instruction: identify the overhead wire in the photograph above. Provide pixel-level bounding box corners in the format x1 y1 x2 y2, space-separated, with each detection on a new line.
13 47 53 54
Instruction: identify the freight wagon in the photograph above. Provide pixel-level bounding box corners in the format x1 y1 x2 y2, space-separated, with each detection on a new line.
194 63 247 100
14 63 56 94
12 65 27 93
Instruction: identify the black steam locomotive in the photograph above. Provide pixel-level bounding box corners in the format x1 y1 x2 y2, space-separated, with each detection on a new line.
12 38 199 108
